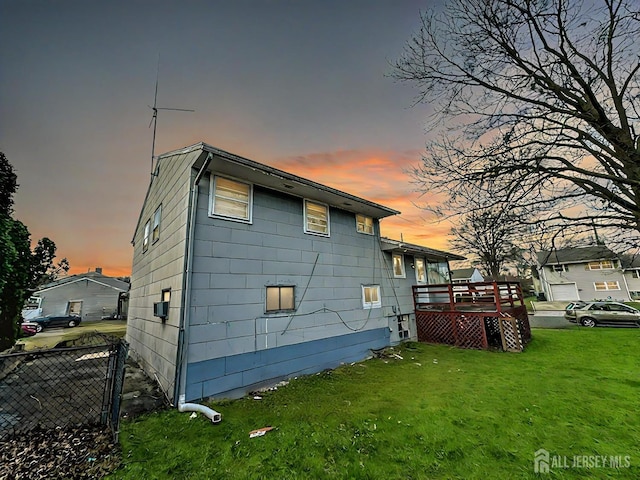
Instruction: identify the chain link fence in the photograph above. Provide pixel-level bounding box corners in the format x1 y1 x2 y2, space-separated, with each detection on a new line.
0 334 128 441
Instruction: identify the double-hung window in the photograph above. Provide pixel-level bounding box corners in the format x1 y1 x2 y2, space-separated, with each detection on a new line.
392 253 405 278
414 258 426 283
356 214 374 235
152 205 162 243
362 285 381 309
142 220 150 253
210 175 252 222
304 200 329 236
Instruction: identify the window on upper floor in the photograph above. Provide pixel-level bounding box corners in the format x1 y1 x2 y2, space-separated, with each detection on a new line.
210 175 252 222
304 200 330 236
588 260 614 270
143 220 150 253
152 205 162 243
266 286 295 312
392 253 405 278
414 258 426 283
551 264 568 272
594 281 620 291
631 270 640 279
356 214 374 235
362 285 381 309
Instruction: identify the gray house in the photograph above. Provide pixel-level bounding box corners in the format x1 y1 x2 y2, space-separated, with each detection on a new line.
29 270 129 321
537 245 629 301
621 255 640 300
127 143 463 404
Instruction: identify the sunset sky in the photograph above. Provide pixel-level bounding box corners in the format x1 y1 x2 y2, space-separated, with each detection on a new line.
0 0 454 277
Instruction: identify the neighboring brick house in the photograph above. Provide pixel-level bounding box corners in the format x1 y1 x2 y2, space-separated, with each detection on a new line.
127 142 463 404
536 245 629 302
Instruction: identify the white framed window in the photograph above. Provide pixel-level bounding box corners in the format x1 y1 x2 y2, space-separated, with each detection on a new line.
588 260 614 270
210 175 252 222
594 281 620 291
356 214 374 235
551 264 568 272
304 200 329 236
392 253 405 278
143 220 150 253
152 205 162 243
631 270 640 279
415 258 426 283
362 285 381 309
266 286 295 312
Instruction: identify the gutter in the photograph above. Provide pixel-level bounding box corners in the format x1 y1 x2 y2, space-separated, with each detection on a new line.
174 151 213 406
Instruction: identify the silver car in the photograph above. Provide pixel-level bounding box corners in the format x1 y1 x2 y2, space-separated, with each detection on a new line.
564 301 640 327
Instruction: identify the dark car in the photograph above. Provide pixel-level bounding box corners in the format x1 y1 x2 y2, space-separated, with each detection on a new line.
20 322 39 336
31 315 82 332
564 301 640 327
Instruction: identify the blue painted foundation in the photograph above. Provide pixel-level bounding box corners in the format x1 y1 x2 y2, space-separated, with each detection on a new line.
185 327 390 401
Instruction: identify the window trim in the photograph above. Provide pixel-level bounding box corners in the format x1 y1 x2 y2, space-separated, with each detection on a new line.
161 288 171 303
551 264 568 272
303 199 330 236
392 253 406 278
209 174 253 223
152 205 162 244
265 285 296 313
594 281 620 291
355 214 374 235
362 285 381 309
142 220 150 253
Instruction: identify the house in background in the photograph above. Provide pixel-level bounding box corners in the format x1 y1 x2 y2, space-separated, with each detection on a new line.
536 245 630 302
451 267 484 284
621 255 640 300
28 269 129 321
127 143 463 405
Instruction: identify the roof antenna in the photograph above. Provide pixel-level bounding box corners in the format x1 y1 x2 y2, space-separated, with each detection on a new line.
149 55 194 177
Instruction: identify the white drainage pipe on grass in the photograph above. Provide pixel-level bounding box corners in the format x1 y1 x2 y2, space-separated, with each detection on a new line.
178 395 222 423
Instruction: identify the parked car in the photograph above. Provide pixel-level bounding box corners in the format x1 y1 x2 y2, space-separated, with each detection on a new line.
30 315 82 332
564 301 640 327
20 322 39 336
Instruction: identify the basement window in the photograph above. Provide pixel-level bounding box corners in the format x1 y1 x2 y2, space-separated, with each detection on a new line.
266 286 295 312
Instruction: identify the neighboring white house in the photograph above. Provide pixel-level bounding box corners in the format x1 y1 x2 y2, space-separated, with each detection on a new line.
536 245 630 302
26 270 130 321
451 267 484 284
127 142 464 404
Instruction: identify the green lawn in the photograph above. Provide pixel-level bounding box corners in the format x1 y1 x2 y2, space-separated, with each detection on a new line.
113 329 640 479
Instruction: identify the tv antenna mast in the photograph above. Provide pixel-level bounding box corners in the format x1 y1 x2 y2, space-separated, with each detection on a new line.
148 59 194 176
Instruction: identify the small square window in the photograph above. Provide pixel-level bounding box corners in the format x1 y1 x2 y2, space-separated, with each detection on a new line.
143 220 150 253
266 286 295 312
152 205 162 243
362 285 381 309
356 214 374 235
392 253 405 278
210 175 252 222
304 200 329 236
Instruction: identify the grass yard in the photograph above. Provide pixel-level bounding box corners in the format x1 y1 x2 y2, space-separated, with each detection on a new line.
113 328 640 479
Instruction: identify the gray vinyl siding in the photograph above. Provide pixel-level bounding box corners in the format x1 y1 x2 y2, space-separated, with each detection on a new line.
126 150 199 397
36 281 124 320
542 263 630 301
186 179 401 369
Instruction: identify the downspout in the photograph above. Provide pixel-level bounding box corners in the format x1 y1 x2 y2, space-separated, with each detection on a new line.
174 152 221 421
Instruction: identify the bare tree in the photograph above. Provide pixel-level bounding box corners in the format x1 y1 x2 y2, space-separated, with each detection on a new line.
450 206 523 279
393 0 640 250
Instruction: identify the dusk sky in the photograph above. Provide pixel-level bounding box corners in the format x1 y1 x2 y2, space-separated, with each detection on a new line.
1 0 452 277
